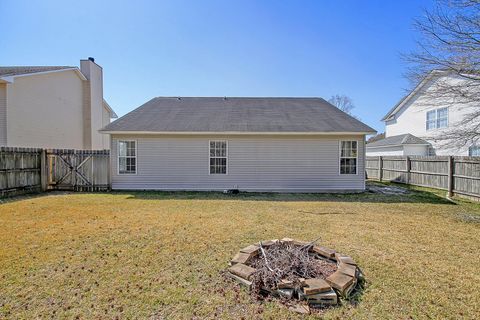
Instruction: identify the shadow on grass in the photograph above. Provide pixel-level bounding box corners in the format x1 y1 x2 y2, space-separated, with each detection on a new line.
0 182 455 205
345 277 367 308
0 191 50 204
118 182 454 205
0 190 84 205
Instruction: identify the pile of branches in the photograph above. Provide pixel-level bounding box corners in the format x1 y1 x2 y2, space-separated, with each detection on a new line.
249 240 337 296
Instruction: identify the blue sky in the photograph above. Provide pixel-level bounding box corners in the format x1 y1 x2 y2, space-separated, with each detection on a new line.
0 0 434 132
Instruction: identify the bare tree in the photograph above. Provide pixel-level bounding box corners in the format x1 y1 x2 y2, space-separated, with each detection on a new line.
328 94 356 116
405 0 480 149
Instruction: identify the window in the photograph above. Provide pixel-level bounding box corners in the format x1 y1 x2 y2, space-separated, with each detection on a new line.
118 140 136 174
426 110 436 130
469 145 480 156
436 107 448 128
340 141 357 175
426 107 448 130
209 140 227 174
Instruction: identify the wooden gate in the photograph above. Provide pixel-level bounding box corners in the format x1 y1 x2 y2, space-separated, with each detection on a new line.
46 149 110 191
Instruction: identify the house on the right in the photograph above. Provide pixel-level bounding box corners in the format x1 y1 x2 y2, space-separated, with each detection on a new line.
367 70 480 156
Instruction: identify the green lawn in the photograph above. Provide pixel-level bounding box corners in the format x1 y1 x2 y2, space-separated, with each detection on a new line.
1 183 479 319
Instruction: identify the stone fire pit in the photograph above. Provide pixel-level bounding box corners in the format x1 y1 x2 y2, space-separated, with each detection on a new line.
227 238 363 311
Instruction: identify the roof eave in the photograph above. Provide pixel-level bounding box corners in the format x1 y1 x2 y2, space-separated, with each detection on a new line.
99 130 377 135
0 67 87 83
381 70 448 122
102 99 118 118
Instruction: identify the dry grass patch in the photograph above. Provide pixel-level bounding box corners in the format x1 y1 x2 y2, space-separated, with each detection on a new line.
0 184 479 319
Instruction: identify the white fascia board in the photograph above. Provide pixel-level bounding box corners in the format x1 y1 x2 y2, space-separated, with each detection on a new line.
381 70 447 122
103 99 118 118
0 68 87 83
99 130 375 135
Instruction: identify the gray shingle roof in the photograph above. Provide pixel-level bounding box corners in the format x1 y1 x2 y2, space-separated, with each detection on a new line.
366 134 430 147
0 66 76 77
101 97 376 134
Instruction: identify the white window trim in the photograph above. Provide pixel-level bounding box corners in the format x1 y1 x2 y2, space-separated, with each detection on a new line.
426 107 449 131
117 139 137 175
339 140 359 175
208 140 228 175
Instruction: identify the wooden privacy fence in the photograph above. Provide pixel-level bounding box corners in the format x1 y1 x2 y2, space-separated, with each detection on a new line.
0 147 110 198
0 147 43 197
366 156 480 198
46 149 110 192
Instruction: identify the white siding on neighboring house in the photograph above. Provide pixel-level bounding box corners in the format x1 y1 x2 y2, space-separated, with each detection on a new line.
110 134 366 192
366 145 404 157
385 74 476 155
366 144 429 157
0 84 6 145
6 71 85 149
404 145 429 156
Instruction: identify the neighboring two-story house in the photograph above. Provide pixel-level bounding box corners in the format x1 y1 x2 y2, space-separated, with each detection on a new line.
0 58 117 149
367 71 479 156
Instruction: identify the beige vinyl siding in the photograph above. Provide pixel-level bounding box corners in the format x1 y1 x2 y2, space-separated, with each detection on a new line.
6 71 84 149
80 59 105 150
110 134 366 192
82 79 92 149
101 104 111 149
0 84 6 145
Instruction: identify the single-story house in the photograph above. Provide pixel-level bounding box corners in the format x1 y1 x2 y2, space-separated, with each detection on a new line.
100 97 376 192
366 133 433 156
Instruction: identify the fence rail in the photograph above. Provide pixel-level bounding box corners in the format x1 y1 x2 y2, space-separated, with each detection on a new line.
366 155 480 198
0 147 110 198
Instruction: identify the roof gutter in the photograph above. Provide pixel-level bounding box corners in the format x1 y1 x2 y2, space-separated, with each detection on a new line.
99 130 377 135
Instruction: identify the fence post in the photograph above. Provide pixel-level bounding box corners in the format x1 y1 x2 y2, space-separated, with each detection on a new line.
405 156 411 184
378 156 383 181
40 149 48 192
107 151 112 191
447 156 454 198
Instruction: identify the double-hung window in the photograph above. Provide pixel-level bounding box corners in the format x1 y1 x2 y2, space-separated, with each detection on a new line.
209 140 227 174
118 140 136 174
426 110 436 130
340 141 358 175
426 107 448 130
